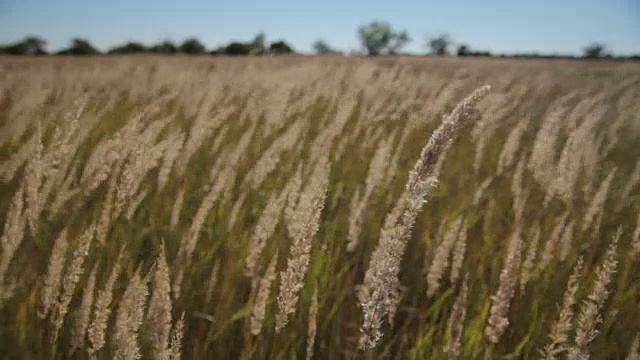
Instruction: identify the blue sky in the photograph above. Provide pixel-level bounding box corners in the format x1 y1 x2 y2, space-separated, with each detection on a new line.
1 0 639 55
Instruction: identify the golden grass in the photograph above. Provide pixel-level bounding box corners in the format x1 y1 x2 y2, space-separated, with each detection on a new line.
0 56 639 358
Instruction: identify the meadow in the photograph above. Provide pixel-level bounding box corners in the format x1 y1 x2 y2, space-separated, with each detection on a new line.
0 55 639 359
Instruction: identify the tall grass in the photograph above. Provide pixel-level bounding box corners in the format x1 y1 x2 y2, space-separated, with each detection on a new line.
0 56 639 358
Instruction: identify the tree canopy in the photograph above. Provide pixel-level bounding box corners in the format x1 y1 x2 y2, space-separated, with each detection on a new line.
312 39 341 55
357 21 410 56
219 42 254 56
251 32 267 54
179 38 207 54
0 36 48 55
151 41 179 54
583 43 609 59
427 34 452 56
108 42 149 54
57 38 100 55
269 41 295 54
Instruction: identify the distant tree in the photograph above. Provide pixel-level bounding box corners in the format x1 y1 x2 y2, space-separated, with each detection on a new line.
223 42 253 55
251 32 267 54
457 44 470 56
107 42 149 54
179 38 207 54
454 44 492 57
57 38 100 55
312 39 338 54
0 36 48 55
388 30 410 55
427 34 452 55
23 37 48 54
357 21 410 56
0 43 18 55
151 41 178 54
619 54 640 61
583 43 608 58
269 40 295 54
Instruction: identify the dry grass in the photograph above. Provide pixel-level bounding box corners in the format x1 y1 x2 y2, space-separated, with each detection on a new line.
0 55 639 358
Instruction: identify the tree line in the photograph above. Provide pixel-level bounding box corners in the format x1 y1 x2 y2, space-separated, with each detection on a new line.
1 21 638 60
0 32 295 56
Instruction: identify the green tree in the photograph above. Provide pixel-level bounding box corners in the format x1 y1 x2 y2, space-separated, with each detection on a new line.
0 36 47 55
57 38 100 55
583 43 608 58
269 40 295 54
23 36 48 54
388 30 410 55
107 42 149 54
179 38 207 54
312 39 340 54
222 42 253 55
252 32 267 54
457 44 470 56
312 39 330 54
427 34 452 55
151 41 178 54
357 21 410 56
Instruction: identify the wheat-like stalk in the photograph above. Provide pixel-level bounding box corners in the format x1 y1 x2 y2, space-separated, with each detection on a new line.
540 257 584 359
39 229 68 319
473 176 494 206
250 252 278 336
114 267 149 360
51 222 95 342
485 226 523 344
226 193 247 231
284 166 304 237
174 172 230 297
427 217 462 298
520 227 541 292
276 157 329 332
204 260 220 305
148 241 173 360
497 116 530 175
569 229 620 360
582 169 616 235
170 188 185 231
347 136 393 252
158 130 186 191
169 312 185 360
25 120 43 236
96 172 118 245
358 85 490 350
617 161 640 211
125 187 149 221
539 211 570 272
444 274 469 358
559 220 576 262
450 220 468 284
246 174 296 277
88 248 124 356
0 186 26 306
243 120 304 189
70 262 98 354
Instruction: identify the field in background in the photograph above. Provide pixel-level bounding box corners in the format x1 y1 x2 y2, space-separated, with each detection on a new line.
0 56 639 359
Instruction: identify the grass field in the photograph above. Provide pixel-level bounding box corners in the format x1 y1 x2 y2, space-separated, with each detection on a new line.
0 55 639 359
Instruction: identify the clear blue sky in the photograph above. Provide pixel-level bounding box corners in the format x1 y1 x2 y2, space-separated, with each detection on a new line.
1 0 639 55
